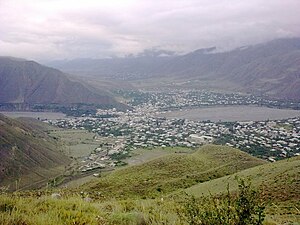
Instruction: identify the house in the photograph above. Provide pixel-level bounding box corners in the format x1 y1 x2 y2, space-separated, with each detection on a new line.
189 134 214 144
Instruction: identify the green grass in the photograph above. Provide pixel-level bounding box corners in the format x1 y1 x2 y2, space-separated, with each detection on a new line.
0 195 102 225
0 145 299 224
82 145 266 199
183 156 300 225
49 129 99 158
125 146 195 166
185 156 300 201
0 194 182 225
0 178 298 225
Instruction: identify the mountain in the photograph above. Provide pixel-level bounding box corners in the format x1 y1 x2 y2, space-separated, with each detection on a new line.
0 114 71 190
49 38 300 100
167 38 300 99
48 56 174 79
0 57 122 107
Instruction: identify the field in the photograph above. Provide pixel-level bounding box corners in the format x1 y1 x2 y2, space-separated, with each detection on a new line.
0 111 66 120
125 146 195 166
48 129 99 158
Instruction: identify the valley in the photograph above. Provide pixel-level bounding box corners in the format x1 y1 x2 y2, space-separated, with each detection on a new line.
2 86 299 190
50 38 300 101
1 38 300 225
2 0 300 223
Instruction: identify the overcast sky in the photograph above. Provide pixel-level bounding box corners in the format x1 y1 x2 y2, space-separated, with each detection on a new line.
0 0 299 60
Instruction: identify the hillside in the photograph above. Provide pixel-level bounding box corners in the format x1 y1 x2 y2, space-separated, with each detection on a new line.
50 38 300 100
0 114 70 190
0 145 298 224
83 145 266 199
183 155 300 224
185 155 300 202
0 57 122 108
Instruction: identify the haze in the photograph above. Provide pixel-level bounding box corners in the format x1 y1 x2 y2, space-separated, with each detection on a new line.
0 0 299 60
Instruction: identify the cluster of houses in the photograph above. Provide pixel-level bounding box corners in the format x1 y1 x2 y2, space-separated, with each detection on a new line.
225 118 300 161
79 141 127 173
122 90 300 110
47 105 300 164
44 90 300 171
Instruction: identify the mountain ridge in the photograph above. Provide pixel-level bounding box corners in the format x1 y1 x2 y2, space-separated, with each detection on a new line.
48 38 300 100
0 57 123 107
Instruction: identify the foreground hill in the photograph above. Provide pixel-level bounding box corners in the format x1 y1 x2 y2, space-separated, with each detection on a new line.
0 145 298 224
83 145 266 199
0 114 70 190
50 38 300 100
183 155 300 224
0 57 122 108
185 154 300 202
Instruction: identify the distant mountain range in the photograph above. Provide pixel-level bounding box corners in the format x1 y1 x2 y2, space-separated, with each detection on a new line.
49 38 300 100
0 57 123 108
48 55 173 80
0 114 70 190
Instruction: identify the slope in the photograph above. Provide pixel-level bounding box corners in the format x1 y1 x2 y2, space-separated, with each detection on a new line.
0 114 71 190
83 145 266 199
0 57 121 107
185 155 300 202
183 155 300 224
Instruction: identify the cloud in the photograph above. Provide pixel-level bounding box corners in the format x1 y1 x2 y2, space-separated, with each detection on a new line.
0 0 299 60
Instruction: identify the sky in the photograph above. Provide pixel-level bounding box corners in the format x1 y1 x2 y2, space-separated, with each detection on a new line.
0 0 299 60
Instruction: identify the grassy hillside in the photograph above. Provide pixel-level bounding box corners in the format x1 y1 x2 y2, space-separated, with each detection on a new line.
185 155 300 201
0 114 70 190
0 145 298 224
184 156 300 224
83 145 266 199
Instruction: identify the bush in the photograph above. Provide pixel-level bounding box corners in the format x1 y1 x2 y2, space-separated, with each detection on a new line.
178 178 265 225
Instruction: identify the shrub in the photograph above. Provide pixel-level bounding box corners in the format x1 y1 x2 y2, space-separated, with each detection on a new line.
178 178 266 225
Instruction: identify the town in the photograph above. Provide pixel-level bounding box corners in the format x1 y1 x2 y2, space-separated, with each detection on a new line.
46 91 300 173
117 90 300 110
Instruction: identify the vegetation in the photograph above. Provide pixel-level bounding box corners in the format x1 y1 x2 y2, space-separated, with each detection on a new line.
49 129 99 158
0 114 70 190
0 179 264 225
83 145 265 200
185 155 300 201
0 146 298 224
178 179 266 225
